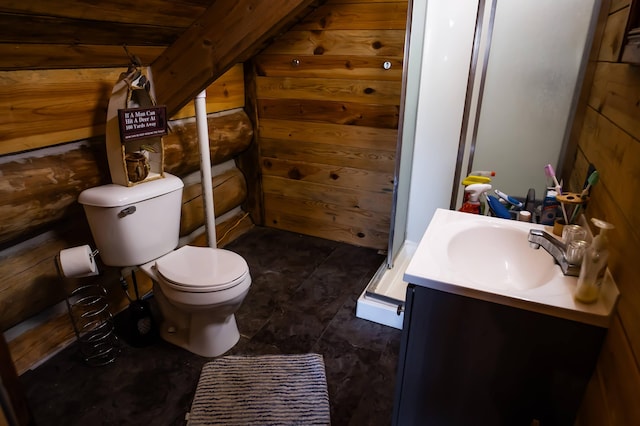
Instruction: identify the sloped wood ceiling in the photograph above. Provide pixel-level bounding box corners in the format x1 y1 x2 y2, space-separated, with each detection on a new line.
152 0 326 115
0 0 208 70
0 0 324 114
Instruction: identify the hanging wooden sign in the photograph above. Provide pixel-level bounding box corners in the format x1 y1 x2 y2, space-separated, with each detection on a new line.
118 106 168 142
106 66 166 186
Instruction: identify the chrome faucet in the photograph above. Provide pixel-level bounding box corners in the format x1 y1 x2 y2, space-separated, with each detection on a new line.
528 229 580 276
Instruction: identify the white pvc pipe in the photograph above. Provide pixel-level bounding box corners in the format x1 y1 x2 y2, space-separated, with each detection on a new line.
194 90 217 248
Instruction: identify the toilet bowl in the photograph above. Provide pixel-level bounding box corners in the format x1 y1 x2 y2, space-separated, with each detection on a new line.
140 245 251 357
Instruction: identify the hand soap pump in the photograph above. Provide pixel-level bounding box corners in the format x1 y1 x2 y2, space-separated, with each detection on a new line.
574 218 614 304
459 183 491 214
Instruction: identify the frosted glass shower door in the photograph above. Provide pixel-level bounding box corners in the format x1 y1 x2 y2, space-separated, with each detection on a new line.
466 0 598 198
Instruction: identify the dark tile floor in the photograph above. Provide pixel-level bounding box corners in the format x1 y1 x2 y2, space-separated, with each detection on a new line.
20 227 402 426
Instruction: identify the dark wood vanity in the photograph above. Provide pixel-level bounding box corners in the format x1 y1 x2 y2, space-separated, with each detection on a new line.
392 284 606 425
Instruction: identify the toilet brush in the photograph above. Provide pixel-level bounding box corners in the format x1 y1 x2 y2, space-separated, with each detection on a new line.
127 270 157 345
119 276 133 302
131 269 141 301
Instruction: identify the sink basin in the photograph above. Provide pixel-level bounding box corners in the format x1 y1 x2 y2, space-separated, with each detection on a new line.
404 208 619 327
447 224 556 290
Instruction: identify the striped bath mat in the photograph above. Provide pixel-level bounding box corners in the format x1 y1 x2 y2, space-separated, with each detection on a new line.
187 354 331 425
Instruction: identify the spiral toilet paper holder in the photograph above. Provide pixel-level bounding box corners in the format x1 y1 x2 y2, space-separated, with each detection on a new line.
56 246 120 366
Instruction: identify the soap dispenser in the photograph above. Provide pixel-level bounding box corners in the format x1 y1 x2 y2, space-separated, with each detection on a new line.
459 183 491 214
574 218 614 304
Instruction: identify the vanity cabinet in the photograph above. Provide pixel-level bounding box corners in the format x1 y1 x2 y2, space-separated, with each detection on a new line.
392 284 606 426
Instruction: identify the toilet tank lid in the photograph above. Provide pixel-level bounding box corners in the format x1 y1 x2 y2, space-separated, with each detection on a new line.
78 173 184 207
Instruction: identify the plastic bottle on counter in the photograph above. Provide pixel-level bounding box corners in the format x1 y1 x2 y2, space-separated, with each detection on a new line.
518 210 531 222
574 218 614 304
470 170 496 177
459 183 491 215
540 189 559 225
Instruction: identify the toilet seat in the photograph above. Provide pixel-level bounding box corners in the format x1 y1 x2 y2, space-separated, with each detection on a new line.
155 245 249 293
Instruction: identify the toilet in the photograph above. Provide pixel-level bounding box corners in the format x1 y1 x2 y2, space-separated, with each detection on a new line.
78 173 251 357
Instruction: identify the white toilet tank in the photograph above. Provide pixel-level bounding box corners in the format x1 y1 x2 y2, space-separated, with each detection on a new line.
78 173 184 267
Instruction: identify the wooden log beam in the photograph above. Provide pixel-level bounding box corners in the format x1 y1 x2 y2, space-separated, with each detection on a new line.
8 313 76 376
0 143 106 247
180 167 248 237
150 0 324 116
0 218 96 331
190 209 254 248
164 109 253 176
0 110 253 246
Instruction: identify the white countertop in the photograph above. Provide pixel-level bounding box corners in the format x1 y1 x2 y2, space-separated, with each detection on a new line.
403 208 619 328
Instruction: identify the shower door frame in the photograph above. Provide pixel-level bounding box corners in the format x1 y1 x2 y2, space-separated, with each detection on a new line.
365 0 489 305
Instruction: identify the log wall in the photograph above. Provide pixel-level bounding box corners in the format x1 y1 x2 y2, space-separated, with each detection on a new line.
1 64 255 373
250 0 408 250
565 1 640 424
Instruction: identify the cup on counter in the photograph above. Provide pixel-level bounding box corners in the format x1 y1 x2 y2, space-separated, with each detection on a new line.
562 224 587 245
553 218 566 236
566 240 589 265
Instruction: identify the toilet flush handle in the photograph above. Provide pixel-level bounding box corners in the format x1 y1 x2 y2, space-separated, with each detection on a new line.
118 206 136 218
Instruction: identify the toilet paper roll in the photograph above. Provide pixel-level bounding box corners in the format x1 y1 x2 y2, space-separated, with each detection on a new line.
59 245 99 278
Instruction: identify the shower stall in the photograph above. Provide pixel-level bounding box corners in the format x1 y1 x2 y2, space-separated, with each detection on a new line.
356 0 601 328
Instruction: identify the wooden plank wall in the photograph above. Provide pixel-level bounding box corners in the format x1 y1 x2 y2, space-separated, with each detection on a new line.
566 1 640 424
0 64 244 154
0 0 206 71
1 64 254 374
251 0 408 250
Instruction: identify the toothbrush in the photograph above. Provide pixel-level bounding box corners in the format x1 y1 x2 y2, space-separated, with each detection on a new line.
580 170 599 200
571 170 600 223
544 164 562 194
545 164 569 225
487 195 512 219
494 189 523 209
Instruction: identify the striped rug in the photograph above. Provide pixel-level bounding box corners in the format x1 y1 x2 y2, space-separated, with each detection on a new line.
186 354 331 425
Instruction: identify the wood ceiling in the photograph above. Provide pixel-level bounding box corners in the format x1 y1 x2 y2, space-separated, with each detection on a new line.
0 0 211 70
0 0 324 114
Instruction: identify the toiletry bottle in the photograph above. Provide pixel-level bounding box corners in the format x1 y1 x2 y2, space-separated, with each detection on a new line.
524 188 536 222
459 183 491 214
470 170 496 177
518 210 531 222
462 175 492 186
574 218 614 304
540 188 559 225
